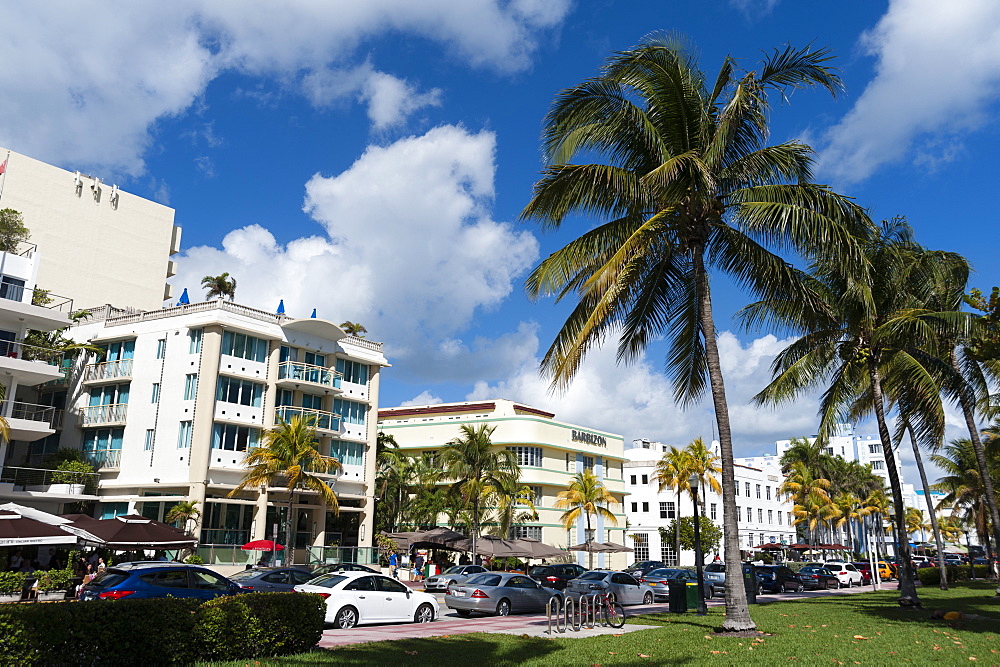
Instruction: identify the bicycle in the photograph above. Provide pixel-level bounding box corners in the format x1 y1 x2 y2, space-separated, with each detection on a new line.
599 592 626 628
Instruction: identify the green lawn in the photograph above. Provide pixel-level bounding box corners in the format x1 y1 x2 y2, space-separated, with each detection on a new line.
211 583 1000 665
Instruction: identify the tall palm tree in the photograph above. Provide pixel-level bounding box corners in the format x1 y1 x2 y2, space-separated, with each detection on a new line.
165 500 201 536
520 35 869 631
653 445 692 563
555 469 620 569
229 415 340 563
339 321 368 338
201 272 237 300
439 423 519 558
780 462 833 545
831 492 865 556
485 478 539 539
933 437 999 563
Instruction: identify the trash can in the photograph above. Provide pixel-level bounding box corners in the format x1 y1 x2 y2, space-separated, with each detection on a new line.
685 581 701 608
668 580 687 613
743 563 758 605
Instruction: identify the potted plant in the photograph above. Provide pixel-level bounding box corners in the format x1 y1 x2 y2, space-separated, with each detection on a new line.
0 571 26 601
36 568 72 600
51 460 96 494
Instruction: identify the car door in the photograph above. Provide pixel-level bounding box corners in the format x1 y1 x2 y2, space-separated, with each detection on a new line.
507 576 546 611
611 573 640 604
342 576 381 622
258 570 291 591
188 569 235 600
376 575 412 621
845 564 861 584
139 569 198 598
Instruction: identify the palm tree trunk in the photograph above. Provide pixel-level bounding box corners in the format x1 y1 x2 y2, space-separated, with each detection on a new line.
869 361 919 602
905 424 948 590
692 249 755 632
951 349 1000 595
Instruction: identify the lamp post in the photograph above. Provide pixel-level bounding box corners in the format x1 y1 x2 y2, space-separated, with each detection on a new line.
689 473 708 615
967 527 975 581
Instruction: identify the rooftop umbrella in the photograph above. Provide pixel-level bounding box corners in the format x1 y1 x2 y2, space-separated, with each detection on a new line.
789 543 813 550
177 288 190 305
568 541 617 553
241 539 284 551
456 534 528 558
277 299 285 315
69 514 196 548
601 541 635 553
512 538 564 559
754 543 786 550
310 308 317 318
0 509 78 547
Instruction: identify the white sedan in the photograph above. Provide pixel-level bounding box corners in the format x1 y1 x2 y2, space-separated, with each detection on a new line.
294 571 439 629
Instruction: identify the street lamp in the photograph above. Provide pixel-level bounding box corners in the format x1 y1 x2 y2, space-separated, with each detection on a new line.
967 526 975 581
689 473 708 615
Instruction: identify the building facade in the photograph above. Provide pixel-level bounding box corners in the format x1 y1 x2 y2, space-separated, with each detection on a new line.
0 146 181 310
8 299 387 563
377 400 630 568
772 423 903 489
624 439 795 566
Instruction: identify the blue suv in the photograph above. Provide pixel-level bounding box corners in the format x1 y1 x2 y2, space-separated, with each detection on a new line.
79 563 241 601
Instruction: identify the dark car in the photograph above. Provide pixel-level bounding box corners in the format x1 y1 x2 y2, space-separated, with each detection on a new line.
755 565 803 593
850 563 874 585
79 563 240 601
310 562 379 577
528 563 587 590
228 567 316 592
624 560 666 578
797 565 839 590
637 567 712 600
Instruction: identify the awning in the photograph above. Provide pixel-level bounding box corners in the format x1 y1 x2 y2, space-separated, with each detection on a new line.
0 509 78 547
568 541 617 553
65 514 196 548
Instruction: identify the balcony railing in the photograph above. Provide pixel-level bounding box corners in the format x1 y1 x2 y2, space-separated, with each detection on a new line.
0 339 66 364
82 358 133 382
1 464 99 493
83 449 121 469
275 405 341 432
1 400 57 427
79 403 128 426
277 361 342 390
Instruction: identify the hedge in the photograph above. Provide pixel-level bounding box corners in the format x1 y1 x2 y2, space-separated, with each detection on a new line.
0 592 325 665
915 564 992 586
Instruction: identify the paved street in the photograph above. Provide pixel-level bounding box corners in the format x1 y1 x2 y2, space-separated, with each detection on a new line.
316 581 899 648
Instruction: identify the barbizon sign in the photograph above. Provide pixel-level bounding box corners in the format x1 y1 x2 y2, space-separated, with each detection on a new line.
572 430 607 447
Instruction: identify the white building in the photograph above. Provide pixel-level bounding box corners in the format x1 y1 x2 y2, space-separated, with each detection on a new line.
0 146 181 309
6 299 387 564
773 423 902 489
624 439 796 566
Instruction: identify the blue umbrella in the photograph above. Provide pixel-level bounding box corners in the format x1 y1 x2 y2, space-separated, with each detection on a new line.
177 288 190 305
310 308 317 318
277 299 285 315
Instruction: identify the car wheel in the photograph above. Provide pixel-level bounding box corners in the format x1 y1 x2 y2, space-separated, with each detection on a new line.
414 603 434 624
334 606 358 629
780 582 788 593
756 584 763 595
496 599 511 616
643 592 653 605
455 609 472 617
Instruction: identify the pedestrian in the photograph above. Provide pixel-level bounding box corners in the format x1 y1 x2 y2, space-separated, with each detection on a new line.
97 557 106 573
389 551 399 579
8 549 23 572
474 553 482 567
413 552 425 581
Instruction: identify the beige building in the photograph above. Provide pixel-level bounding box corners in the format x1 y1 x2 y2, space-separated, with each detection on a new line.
377 399 630 568
0 147 181 310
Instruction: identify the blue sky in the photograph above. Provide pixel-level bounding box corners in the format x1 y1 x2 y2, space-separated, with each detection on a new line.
2 1 999 477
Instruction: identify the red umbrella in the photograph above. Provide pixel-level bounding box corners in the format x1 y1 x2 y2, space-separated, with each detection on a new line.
241 539 284 551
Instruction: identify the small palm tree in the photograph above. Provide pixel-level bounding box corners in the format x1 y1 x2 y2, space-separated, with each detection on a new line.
555 469 620 569
201 272 237 300
229 415 341 563
780 462 833 545
339 321 368 338
165 500 201 535
653 445 692 563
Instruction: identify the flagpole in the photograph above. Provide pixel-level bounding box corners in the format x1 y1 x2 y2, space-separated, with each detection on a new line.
0 151 10 203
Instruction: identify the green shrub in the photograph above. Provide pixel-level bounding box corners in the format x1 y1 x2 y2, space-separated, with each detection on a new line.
915 564 992 586
196 592 326 660
36 568 72 593
0 571 26 595
52 460 97 493
184 554 204 564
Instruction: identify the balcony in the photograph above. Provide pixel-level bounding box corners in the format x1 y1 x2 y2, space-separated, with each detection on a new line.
0 465 100 497
82 358 133 383
79 403 128 427
275 405 341 433
276 361 342 392
0 340 67 385
1 400 58 442
83 449 121 469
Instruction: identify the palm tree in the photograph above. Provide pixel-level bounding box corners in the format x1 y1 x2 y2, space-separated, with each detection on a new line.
520 35 869 632
779 437 829 475
201 272 237 300
229 415 341 563
339 321 368 338
831 492 865 556
555 469 620 569
485 478 539 539
653 445 692 563
439 423 519 558
905 507 931 543
165 500 201 536
933 437 999 563
781 462 834 545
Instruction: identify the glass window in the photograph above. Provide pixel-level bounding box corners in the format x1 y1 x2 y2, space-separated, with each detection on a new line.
329 440 364 467
632 533 649 561
778 511 783 525
768 510 773 524
758 508 764 523
641 502 649 512
89 383 130 406
631 502 638 513
301 393 323 410
304 351 325 367
745 482 751 497
583 456 594 471
872 460 885 470
140 570 188 589
505 446 543 467
660 543 677 566
156 339 167 359
630 475 637 485
566 453 572 471
336 359 369 384
509 526 542 540
190 570 231 591
144 429 155 451
212 423 260 451
216 376 264 407
528 486 543 505
333 398 366 425
189 328 203 354
183 374 198 400
101 339 135 361
766 486 771 501
640 474 648 485
746 507 753 522
756 484 761 499
151 383 160 403
177 421 193 449
376 576 408 593
344 577 377 592
0 275 26 301
221 330 268 362
710 503 717 520
660 501 675 519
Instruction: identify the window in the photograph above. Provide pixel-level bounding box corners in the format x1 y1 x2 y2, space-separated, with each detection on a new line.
216 376 264 407
177 421 193 449
746 507 753 522
758 508 763 523
566 453 572 471
641 474 648 485
778 511 783 525
631 502 638 513
766 486 771 501
710 503 717 520
188 328 202 354
304 351 325 367
101 339 135 361
825 447 834 455
140 570 188 589
183 374 198 400
212 423 260 451
509 526 542 540
336 358 369 384
155 339 167 359
277 389 294 407
583 455 594 472
632 533 649 561
221 331 268 362
333 398 366 425
756 484 761 499
660 543 677 567
660 501 675 519
0 275 26 301
630 475 637 485
641 502 649 512
528 485 543 505
301 393 323 410
872 460 885 470
506 446 543 467
89 383 129 406
83 428 124 464
329 439 364 466
768 510 773 524
190 570 231 592
745 482 751 497
869 443 882 454
144 429 155 451
151 383 160 403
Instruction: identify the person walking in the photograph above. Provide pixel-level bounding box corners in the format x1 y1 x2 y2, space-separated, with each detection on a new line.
413 553 425 582
389 552 399 579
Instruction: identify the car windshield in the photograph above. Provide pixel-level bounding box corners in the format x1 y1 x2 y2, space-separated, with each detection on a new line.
466 574 502 586
442 566 465 575
705 564 725 573
88 571 129 588
228 570 265 581
528 566 551 576
646 569 680 577
308 574 348 589
578 572 608 581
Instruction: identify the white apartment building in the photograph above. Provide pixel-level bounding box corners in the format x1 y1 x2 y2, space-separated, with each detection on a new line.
12 299 387 563
378 400 630 569
0 146 181 309
772 423 902 489
625 439 795 566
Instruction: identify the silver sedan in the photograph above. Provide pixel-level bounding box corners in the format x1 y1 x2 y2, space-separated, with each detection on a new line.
424 565 488 592
446 572 562 616
564 570 655 606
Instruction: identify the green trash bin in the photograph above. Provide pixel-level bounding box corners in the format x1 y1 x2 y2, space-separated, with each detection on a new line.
668 580 687 613
685 581 700 608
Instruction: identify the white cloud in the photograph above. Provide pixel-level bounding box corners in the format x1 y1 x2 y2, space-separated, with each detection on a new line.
728 0 780 16
401 391 444 407
819 0 1000 185
0 1 570 175
171 125 540 380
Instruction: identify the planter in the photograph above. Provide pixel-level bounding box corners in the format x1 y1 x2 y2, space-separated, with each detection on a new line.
24 483 85 494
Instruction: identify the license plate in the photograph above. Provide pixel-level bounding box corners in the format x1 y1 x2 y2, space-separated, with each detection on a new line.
452 590 466 597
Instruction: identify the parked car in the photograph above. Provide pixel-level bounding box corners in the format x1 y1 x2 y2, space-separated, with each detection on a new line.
310 563 379 577
850 563 873 585
624 561 666 578
943 556 963 566
813 561 864 587
228 567 316 592
972 557 988 566
755 565 804 593
875 560 896 580
797 565 840 590
79 563 241 601
702 562 727 594
293 571 439 629
564 570 655 606
424 565 488 592
637 567 711 600
445 571 562 617
528 563 587 591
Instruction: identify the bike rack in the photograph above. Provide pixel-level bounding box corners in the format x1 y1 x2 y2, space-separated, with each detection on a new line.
547 593 614 634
